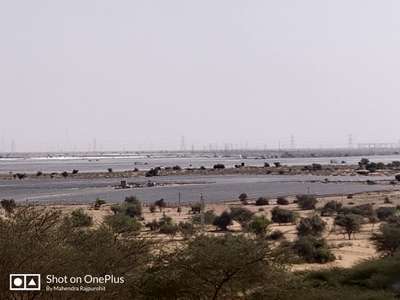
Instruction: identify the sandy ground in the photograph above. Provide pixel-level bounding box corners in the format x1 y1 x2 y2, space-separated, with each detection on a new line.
8 190 400 271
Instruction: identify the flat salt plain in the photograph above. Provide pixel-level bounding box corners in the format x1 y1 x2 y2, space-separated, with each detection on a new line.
0 174 396 204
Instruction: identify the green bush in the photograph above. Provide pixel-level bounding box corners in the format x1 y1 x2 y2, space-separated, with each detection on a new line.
137 234 281 299
0 206 151 299
268 230 285 241
277 196 289 205
340 204 374 217
145 219 160 231
335 213 362 240
0 199 16 215
293 236 335 263
371 223 400 256
190 202 202 214
230 207 254 225
247 215 271 236
256 197 269 206
178 221 196 238
154 198 166 211
321 200 343 216
68 209 93 227
376 207 396 221
124 196 142 218
213 164 225 169
191 210 217 225
94 198 106 209
296 195 318 210
271 207 297 224
145 167 160 177
238 193 248 203
159 223 178 236
104 213 142 235
297 215 326 237
149 204 157 213
213 211 232 231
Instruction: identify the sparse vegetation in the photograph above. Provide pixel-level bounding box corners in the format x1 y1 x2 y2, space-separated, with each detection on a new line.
94 198 106 209
293 236 335 263
340 203 374 218
296 194 318 210
213 164 225 169
271 207 298 224
1 192 400 299
371 222 400 256
15 173 26 180
230 207 254 226
0 199 16 215
247 215 271 236
190 202 202 214
376 207 397 221
192 210 217 225
105 213 142 235
149 204 157 213
297 215 326 237
154 198 166 211
268 230 285 241
145 167 160 177
158 216 178 236
178 221 196 238
277 196 289 205
124 196 143 218
68 208 93 227
321 200 343 216
335 213 362 240
255 197 269 206
238 192 248 204
213 211 232 231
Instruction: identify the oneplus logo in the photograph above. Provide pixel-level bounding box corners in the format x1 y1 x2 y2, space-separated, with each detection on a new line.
10 274 41 291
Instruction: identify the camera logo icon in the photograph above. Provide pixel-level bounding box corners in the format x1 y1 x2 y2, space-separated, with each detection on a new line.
10 274 41 291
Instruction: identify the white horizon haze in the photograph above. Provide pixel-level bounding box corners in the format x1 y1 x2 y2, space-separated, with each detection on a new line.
1 1 400 152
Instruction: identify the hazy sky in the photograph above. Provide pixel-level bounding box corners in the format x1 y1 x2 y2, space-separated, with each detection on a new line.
1 1 400 152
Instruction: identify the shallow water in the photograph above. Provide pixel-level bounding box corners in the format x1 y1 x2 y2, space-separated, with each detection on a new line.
1 153 400 174
1 174 395 204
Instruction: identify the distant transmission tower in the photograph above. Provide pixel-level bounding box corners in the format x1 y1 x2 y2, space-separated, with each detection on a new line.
11 139 16 153
290 134 295 149
93 138 97 152
348 134 353 149
0 136 4 152
180 136 186 151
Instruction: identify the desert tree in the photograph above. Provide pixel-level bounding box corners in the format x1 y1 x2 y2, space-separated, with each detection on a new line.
335 214 362 240
297 215 326 237
213 211 233 231
371 223 400 256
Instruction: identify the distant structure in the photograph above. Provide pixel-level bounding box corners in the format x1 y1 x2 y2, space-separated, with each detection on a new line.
358 142 398 149
0 136 4 152
92 138 97 152
180 136 186 151
11 139 16 153
290 134 295 149
348 134 353 149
